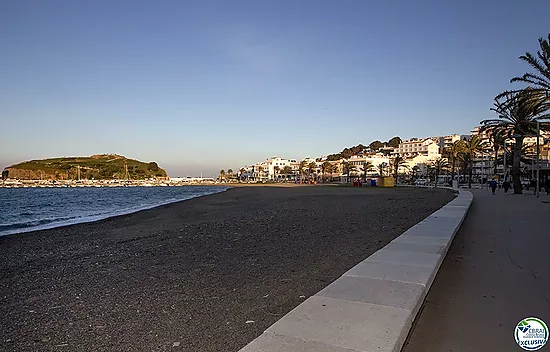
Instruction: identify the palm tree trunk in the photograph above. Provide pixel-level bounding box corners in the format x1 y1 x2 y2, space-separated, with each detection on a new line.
494 147 498 176
512 137 524 194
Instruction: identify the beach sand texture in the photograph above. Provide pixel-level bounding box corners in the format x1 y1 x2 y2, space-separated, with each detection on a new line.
0 186 454 352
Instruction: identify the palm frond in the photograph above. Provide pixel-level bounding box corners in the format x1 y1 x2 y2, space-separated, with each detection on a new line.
511 73 550 89
495 89 525 100
518 52 548 78
509 33 550 94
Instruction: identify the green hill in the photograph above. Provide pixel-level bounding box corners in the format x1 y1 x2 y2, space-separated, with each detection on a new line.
3 154 167 180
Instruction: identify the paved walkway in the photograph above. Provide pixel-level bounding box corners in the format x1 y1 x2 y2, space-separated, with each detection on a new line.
403 188 550 351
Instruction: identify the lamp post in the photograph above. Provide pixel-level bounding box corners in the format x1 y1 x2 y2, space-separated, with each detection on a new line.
532 155 535 182
537 120 540 198
536 119 545 198
536 118 550 198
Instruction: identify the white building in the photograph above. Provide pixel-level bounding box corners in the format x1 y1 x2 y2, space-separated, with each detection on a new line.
403 154 437 171
249 157 295 181
267 157 292 179
345 155 391 176
396 138 441 158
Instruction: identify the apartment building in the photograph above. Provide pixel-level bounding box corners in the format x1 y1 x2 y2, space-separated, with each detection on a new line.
249 157 298 180
396 138 441 158
345 155 391 176
437 134 471 152
439 134 462 148
470 126 490 140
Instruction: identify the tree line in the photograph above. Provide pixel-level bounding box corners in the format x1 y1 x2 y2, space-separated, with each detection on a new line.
325 137 402 161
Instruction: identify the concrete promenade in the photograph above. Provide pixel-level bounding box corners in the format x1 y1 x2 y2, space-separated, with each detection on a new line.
239 190 472 352
403 188 550 351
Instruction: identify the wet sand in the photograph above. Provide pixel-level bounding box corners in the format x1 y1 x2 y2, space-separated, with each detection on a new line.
0 186 454 352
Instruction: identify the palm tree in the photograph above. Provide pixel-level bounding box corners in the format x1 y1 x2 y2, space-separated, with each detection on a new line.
378 162 388 177
321 161 332 183
219 169 226 181
391 155 407 184
362 161 374 181
509 33 550 96
227 169 233 181
257 166 264 181
443 140 467 183
298 160 308 184
342 161 356 183
486 129 506 176
460 136 487 189
348 164 358 182
426 164 436 184
282 165 292 181
411 165 420 182
341 161 349 182
308 162 316 182
239 168 246 181
481 89 550 193
503 142 534 180
433 158 450 188
273 166 280 181
328 163 339 182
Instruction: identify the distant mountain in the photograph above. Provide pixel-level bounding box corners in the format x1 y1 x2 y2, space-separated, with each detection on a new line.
2 154 167 180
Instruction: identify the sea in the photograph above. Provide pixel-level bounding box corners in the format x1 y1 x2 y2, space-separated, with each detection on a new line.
0 186 228 236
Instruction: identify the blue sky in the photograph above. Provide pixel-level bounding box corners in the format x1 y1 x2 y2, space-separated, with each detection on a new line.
1 0 549 177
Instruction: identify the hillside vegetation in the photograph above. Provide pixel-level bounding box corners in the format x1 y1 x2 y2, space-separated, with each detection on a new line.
325 137 402 161
3 154 167 180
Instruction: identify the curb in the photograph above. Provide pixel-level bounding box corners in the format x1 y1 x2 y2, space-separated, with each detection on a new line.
238 190 473 352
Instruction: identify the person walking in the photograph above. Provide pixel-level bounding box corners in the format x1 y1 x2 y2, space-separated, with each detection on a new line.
489 179 497 195
503 180 511 194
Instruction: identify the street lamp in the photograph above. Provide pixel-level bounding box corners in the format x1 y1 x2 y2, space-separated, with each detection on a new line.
535 118 550 198
536 88 550 196
535 119 550 198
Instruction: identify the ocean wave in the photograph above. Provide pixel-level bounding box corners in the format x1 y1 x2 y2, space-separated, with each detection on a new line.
0 186 229 236
0 215 79 232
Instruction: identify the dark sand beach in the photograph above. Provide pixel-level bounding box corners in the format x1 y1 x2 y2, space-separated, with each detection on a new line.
0 186 454 352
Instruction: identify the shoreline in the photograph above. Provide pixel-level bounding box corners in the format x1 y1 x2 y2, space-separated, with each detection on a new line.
0 180 226 188
0 186 230 238
0 186 454 351
0 180 313 189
